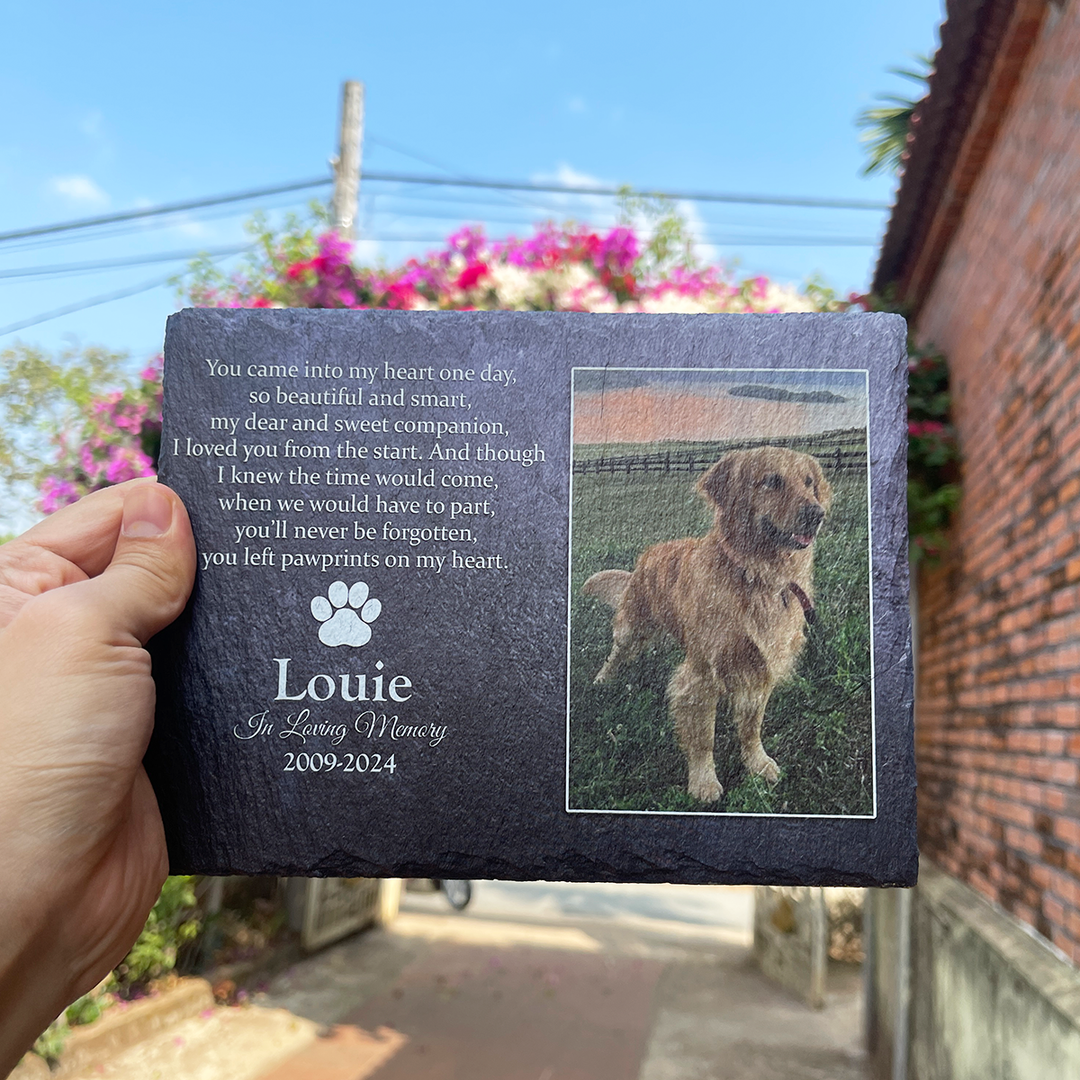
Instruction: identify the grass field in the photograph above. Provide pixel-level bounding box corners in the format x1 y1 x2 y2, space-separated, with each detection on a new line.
567 438 875 817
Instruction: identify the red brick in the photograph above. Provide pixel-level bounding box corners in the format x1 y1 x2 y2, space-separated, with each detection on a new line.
1044 897 1067 926
1044 732 1067 756
1012 903 1038 928
1051 760 1080 786
1045 789 1068 812
1055 704 1080 728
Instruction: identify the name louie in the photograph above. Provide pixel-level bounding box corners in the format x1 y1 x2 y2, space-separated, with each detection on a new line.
273 658 414 703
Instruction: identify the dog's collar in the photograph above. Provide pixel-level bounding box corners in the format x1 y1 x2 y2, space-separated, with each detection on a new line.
784 582 816 626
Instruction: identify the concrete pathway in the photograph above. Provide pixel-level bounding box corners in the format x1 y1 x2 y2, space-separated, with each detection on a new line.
19 883 862 1079
254 881 865 1080
59 1006 320 1080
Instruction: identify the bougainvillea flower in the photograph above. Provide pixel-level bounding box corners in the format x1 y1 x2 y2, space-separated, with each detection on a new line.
457 262 489 290
38 219 824 514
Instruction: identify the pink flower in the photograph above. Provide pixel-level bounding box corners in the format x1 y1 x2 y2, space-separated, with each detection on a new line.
319 231 356 267
103 445 155 484
446 225 487 264
39 477 80 514
383 282 419 309
595 227 640 275
909 420 947 438
140 356 163 382
182 213 806 320
457 262 489 290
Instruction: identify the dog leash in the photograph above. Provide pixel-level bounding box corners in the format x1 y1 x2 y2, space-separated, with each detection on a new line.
784 582 817 627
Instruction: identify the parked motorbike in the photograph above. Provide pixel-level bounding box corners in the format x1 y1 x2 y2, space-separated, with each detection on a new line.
438 879 472 911
404 878 473 911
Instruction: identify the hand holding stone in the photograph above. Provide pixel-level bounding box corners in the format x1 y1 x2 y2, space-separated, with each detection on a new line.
0 480 195 1073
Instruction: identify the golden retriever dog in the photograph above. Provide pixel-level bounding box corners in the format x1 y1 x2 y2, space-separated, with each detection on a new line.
583 446 832 803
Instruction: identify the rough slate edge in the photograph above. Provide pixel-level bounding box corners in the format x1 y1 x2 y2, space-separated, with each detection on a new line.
147 308 916 887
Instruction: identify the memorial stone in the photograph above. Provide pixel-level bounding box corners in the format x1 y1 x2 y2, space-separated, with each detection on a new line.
149 307 916 885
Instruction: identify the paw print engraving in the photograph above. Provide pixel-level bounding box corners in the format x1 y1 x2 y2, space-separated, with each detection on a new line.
310 581 382 647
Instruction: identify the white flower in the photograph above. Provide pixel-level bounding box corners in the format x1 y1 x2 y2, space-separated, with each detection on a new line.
638 294 715 314
762 283 816 312
487 263 535 308
559 263 595 292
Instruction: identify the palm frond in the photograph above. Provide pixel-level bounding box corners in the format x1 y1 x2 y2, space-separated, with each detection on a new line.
856 54 934 177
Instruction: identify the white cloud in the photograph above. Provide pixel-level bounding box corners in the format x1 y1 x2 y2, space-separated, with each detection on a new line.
529 163 615 224
123 200 214 239
171 216 212 238
550 163 607 189
353 237 385 263
49 174 109 206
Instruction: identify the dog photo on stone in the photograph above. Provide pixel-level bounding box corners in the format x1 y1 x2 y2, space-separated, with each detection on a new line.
567 367 875 817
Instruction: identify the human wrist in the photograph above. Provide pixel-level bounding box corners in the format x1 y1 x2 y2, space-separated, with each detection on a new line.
0 896 75 1075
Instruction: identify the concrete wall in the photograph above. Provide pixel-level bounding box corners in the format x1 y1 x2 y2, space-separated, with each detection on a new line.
868 860 1080 1079
865 883 901 1080
754 886 828 1007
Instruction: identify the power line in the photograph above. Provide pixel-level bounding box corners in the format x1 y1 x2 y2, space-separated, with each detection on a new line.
365 188 876 241
366 133 567 216
0 173 890 248
360 171 891 211
0 245 250 281
0 273 179 336
0 251 238 337
367 199 884 238
0 194 321 256
673 235 877 247
367 134 460 181
372 186 585 209
0 178 332 244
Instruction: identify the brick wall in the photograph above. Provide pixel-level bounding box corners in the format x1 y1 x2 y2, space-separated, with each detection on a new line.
914 1 1080 961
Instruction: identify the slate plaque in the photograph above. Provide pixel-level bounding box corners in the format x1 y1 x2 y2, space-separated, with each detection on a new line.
149 307 916 885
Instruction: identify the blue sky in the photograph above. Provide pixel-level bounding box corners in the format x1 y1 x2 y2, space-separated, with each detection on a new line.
1 0 944 362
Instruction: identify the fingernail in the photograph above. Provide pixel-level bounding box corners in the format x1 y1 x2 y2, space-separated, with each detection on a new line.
122 483 173 538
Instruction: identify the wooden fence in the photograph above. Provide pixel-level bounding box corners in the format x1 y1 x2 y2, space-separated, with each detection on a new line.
571 429 868 479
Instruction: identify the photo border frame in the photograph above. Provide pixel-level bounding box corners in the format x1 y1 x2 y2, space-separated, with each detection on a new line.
565 365 878 819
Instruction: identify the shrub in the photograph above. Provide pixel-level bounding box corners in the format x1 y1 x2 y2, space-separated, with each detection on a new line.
112 875 201 996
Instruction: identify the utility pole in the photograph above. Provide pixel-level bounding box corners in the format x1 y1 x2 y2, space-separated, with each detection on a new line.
330 80 365 239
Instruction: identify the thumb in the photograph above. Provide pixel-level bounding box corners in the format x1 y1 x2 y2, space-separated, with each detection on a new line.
82 482 197 645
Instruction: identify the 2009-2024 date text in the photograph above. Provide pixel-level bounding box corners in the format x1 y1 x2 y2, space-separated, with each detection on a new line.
283 751 396 774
